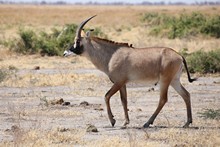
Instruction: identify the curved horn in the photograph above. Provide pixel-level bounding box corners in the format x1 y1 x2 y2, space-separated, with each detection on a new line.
76 15 97 40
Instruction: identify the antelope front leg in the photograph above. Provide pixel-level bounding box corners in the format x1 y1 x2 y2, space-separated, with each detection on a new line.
105 95 115 127
105 83 124 127
120 85 130 127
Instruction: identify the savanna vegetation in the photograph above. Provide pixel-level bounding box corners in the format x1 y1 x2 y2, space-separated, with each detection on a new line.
141 12 220 39
4 25 105 56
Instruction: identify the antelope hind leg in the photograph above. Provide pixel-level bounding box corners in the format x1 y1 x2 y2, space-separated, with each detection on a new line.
171 79 192 128
120 85 130 127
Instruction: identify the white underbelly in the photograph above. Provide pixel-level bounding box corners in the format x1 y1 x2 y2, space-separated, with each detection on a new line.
128 74 159 85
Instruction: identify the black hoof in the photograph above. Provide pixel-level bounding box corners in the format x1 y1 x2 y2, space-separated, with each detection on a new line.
111 119 116 127
143 123 150 128
143 121 153 128
183 121 192 128
183 124 190 128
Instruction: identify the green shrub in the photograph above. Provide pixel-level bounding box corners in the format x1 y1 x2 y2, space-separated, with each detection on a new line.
141 12 220 39
15 29 39 54
9 24 106 56
38 24 78 56
182 49 220 73
56 24 78 49
168 13 206 39
39 40 61 56
201 15 220 38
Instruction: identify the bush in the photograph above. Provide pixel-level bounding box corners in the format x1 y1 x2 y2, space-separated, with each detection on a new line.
198 109 220 120
141 12 220 39
39 40 61 56
201 15 220 38
56 24 78 49
181 49 220 74
15 29 39 54
9 24 106 56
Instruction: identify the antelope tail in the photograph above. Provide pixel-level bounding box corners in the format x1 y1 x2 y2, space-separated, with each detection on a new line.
182 56 197 83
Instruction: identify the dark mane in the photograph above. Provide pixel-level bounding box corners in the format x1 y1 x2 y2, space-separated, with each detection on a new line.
91 37 131 47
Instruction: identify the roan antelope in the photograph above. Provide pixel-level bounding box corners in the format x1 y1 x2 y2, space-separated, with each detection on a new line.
63 15 196 128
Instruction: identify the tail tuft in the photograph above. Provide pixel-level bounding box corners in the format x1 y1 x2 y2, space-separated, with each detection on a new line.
189 77 197 83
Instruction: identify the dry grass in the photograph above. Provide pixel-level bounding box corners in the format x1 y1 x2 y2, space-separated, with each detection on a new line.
1 5 220 52
1 5 220 27
0 5 220 147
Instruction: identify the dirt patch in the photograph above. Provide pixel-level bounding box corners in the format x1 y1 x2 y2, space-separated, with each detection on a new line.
0 55 220 146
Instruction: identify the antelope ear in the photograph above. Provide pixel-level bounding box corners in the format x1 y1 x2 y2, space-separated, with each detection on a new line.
81 29 86 37
86 29 94 38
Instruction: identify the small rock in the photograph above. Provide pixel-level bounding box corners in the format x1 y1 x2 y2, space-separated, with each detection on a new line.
11 125 20 132
5 129 10 132
86 124 98 132
137 108 142 112
87 88 94 91
148 87 154 92
50 98 64 105
94 107 104 111
214 81 220 84
62 102 70 106
8 65 17 70
80 101 89 106
57 127 69 132
34 66 40 70
5 125 21 133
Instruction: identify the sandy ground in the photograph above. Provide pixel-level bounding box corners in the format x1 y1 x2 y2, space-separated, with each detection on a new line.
0 55 220 146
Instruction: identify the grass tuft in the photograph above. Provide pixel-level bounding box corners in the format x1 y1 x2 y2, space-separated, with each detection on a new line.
198 109 220 120
0 69 7 83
